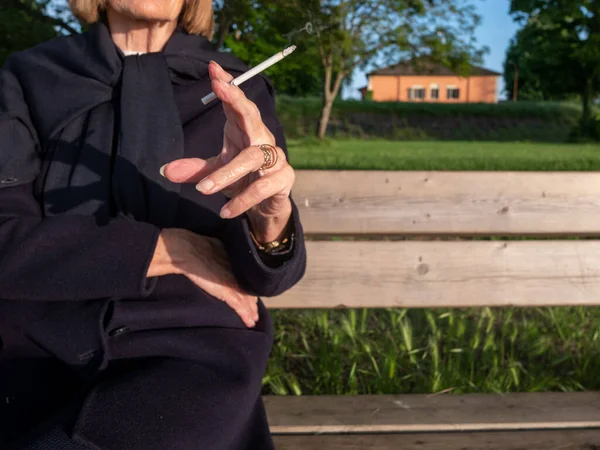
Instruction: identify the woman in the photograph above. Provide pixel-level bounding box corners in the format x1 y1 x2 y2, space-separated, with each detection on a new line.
0 0 306 448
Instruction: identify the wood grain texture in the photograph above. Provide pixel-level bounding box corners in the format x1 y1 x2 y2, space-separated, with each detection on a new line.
294 171 600 235
263 240 600 309
272 430 600 450
265 393 600 434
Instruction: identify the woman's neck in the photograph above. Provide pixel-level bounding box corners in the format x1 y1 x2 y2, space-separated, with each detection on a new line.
106 8 177 54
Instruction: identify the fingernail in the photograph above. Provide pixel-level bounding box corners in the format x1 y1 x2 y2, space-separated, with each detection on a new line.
210 60 223 70
220 206 231 219
159 164 168 177
196 178 214 192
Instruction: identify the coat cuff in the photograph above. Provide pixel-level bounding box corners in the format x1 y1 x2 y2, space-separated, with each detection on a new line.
220 201 307 297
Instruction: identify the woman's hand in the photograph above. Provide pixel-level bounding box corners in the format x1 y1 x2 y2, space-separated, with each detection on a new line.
148 229 259 328
161 61 295 244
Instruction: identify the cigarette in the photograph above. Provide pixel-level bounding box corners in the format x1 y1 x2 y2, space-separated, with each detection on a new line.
201 45 297 105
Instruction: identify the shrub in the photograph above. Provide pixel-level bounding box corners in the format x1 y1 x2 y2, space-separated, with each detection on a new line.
275 97 582 142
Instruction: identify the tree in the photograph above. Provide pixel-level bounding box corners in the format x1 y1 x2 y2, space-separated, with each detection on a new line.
213 0 254 51
503 25 575 101
1 1 58 65
510 0 600 125
1 0 322 97
218 0 323 97
1 0 79 65
284 0 486 139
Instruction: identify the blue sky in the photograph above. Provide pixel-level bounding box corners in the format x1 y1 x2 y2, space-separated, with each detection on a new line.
344 0 520 101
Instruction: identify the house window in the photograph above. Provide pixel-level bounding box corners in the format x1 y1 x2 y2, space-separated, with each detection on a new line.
408 87 426 100
447 87 460 100
430 85 439 100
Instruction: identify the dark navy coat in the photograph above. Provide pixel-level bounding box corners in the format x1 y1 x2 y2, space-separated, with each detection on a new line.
0 27 306 450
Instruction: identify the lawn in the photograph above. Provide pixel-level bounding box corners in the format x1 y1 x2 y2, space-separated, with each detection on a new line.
265 307 600 396
264 139 600 396
287 139 600 171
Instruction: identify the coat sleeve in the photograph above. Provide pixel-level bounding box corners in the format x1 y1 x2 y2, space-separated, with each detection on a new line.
0 67 161 302
218 76 307 298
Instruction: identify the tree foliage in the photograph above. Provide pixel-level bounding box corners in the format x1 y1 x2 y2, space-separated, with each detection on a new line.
1 0 323 96
2 0 486 139
1 1 58 65
277 0 486 138
503 24 576 101
217 0 323 97
509 0 600 127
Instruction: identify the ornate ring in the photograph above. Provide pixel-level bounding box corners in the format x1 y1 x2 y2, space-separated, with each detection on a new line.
257 144 278 171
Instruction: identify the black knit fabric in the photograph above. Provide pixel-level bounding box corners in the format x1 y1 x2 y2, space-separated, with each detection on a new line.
14 426 92 450
0 19 306 450
1 21 246 226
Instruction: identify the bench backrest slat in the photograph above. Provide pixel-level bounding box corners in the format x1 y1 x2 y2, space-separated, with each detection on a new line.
264 240 600 308
295 171 600 236
267 170 600 309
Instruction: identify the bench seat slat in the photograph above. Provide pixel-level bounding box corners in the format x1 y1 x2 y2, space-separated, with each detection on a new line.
265 393 600 434
272 430 600 450
264 241 600 309
295 171 600 236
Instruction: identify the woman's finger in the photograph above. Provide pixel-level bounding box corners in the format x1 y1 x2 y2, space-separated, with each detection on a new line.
220 166 294 219
196 145 272 194
208 60 234 83
208 62 246 127
212 271 259 326
161 157 221 184
230 290 259 325
208 63 243 134
210 280 258 327
209 62 269 142
183 235 258 327
222 293 258 328
240 294 259 323
185 271 257 327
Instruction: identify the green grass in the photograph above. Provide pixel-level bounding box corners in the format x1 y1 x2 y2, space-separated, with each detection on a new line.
287 139 600 171
265 307 600 395
265 139 600 396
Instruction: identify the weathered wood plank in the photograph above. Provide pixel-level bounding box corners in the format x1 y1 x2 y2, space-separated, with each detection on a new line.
294 171 600 235
264 241 600 309
272 430 600 450
265 393 600 434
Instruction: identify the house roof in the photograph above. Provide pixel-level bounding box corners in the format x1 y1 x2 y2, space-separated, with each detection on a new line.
367 57 501 77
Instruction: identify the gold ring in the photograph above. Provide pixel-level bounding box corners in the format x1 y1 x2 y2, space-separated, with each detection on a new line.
257 144 278 171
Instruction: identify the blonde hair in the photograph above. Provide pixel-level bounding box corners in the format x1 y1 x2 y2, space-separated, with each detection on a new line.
68 0 215 38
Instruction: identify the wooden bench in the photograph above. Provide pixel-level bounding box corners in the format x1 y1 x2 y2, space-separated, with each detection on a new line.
263 170 600 449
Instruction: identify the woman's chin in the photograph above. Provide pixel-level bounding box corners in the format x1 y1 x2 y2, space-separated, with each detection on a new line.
109 0 183 23
125 9 179 23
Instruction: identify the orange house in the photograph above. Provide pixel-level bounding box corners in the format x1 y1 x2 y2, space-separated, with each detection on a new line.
359 59 501 103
